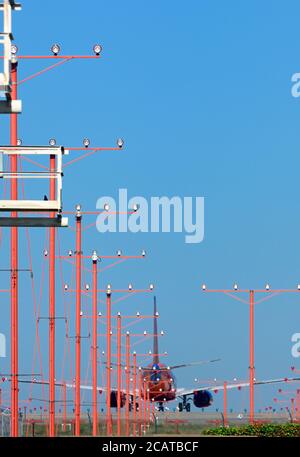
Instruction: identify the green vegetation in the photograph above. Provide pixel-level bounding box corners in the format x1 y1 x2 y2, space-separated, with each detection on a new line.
204 423 300 437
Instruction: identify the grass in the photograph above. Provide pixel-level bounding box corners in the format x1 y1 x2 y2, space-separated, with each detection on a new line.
203 423 300 437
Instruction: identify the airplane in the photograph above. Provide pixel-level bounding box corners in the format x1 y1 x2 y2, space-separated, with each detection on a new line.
103 296 220 412
130 296 220 412
118 296 300 413
10 296 300 413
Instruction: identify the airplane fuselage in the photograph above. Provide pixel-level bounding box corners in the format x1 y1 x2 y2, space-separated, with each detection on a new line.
141 363 176 403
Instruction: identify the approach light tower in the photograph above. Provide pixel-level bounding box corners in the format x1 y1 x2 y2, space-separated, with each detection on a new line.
0 1 69 438
0 0 22 439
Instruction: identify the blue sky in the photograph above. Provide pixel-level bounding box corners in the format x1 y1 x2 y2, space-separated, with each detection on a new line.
1 0 300 414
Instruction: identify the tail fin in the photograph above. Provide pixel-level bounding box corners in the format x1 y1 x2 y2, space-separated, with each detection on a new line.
153 296 159 365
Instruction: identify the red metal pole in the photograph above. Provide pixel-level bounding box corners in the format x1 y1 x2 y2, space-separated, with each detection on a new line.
10 60 18 437
49 153 56 437
106 289 112 435
297 389 300 421
143 379 147 434
151 399 155 420
125 331 130 437
147 387 151 428
117 314 121 436
291 398 295 422
63 383 67 432
249 290 255 424
75 206 82 436
92 251 98 436
133 352 137 436
138 369 142 436
223 381 227 426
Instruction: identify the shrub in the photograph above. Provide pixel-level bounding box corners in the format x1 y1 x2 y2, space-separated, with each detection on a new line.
203 423 300 437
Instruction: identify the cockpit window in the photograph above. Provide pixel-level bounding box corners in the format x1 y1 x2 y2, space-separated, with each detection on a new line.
149 364 162 383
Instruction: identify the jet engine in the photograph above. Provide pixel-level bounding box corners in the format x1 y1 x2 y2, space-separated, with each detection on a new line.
193 390 213 408
110 390 126 408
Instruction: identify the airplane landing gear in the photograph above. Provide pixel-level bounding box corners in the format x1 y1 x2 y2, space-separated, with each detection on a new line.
158 402 164 412
129 396 138 412
178 396 191 412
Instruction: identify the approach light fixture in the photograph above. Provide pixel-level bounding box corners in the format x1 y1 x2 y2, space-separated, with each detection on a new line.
117 138 124 149
202 284 206 291
149 284 154 290
51 44 61 56
49 138 56 146
43 249 48 257
104 203 109 211
93 44 102 55
11 44 18 55
85 284 90 290
128 284 133 291
83 138 90 148
76 204 81 217
233 284 238 290
141 249 146 257
117 250 122 257
17 138 22 146
68 250 73 257
265 284 270 291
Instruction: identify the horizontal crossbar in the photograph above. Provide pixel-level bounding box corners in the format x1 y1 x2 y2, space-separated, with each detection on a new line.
0 200 61 211
0 146 68 155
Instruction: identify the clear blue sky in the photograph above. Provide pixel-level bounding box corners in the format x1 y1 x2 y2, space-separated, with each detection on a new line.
1 0 300 414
